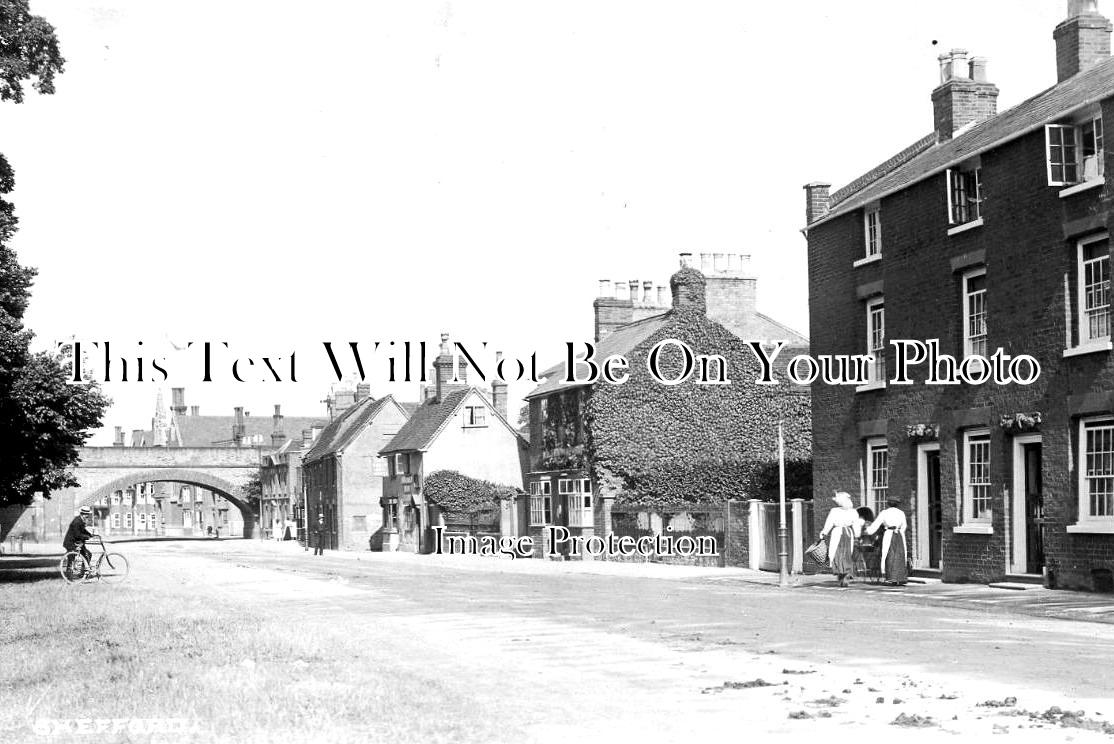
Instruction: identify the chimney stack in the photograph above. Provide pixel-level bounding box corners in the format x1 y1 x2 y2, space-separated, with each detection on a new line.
593 282 635 342
113 426 124 447
1055 0 1112 81
355 382 372 402
302 428 313 448
803 183 831 224
271 404 285 448
170 388 186 415
131 429 144 447
433 332 467 402
491 351 508 420
189 405 199 416
233 407 245 446
931 49 999 141
670 259 707 314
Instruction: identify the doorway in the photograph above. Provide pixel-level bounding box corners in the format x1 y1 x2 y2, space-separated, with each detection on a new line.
916 444 942 569
1011 435 1043 575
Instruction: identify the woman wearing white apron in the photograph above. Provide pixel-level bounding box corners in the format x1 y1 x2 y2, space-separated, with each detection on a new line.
866 499 909 585
819 492 864 587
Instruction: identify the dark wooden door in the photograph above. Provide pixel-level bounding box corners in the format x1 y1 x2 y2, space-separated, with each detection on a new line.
1024 443 1045 574
926 451 942 568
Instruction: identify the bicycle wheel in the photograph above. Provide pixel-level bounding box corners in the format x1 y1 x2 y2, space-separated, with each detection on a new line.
59 552 89 584
98 552 129 584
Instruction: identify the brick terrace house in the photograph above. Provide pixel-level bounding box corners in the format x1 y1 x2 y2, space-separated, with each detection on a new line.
522 255 810 561
301 388 412 550
804 0 1114 589
379 335 527 553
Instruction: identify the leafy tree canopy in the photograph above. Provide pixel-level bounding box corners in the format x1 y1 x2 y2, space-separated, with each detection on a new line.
0 4 107 507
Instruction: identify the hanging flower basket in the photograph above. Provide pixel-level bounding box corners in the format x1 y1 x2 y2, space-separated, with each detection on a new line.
1000 412 1041 433
905 423 939 441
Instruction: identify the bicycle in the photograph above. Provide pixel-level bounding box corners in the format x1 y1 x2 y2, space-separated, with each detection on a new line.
59 535 129 585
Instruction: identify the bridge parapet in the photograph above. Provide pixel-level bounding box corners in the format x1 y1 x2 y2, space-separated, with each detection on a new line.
78 446 264 468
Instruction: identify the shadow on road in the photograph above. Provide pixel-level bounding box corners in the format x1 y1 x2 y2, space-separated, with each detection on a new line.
0 557 62 584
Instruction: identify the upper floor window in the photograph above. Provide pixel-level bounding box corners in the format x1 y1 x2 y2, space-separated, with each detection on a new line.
947 164 983 226
866 298 886 386
865 438 889 515
463 405 487 427
864 206 881 258
1079 234 1110 346
963 268 988 358
1047 115 1104 187
393 453 411 476
962 429 992 524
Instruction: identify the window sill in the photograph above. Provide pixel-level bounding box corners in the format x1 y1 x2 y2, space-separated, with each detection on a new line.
952 524 993 535
947 217 984 236
1059 177 1105 198
1066 522 1114 534
852 254 882 268
1063 340 1113 358
855 380 886 393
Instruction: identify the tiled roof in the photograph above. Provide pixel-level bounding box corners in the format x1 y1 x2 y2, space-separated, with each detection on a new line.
302 396 405 464
525 313 671 399
174 413 328 447
829 133 938 206
816 56 1114 225
380 388 473 454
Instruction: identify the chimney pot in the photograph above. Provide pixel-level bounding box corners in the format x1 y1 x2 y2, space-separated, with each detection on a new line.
969 56 989 82
616 280 629 301
598 279 610 297
657 286 668 306
302 428 313 447
642 280 653 303
931 51 998 141
1055 1 1112 81
700 253 712 273
679 252 693 268
190 405 199 416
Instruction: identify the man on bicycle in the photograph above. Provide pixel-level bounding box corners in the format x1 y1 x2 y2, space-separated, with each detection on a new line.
63 506 95 572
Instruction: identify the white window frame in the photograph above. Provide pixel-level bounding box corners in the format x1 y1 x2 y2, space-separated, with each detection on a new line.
865 297 886 387
1074 233 1111 353
1047 115 1104 188
529 480 552 526
124 512 133 529
385 502 398 530
463 405 487 428
960 429 993 527
865 438 889 515
962 268 988 359
111 513 121 529
864 205 881 258
1070 417 1114 532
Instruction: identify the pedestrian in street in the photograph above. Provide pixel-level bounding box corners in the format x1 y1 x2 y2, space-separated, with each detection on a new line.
819 492 863 587
866 499 909 586
313 513 325 556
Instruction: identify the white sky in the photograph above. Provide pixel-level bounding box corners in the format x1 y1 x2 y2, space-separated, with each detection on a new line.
5 0 1067 444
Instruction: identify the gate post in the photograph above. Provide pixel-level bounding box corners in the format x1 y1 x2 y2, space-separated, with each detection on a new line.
747 499 762 571
790 498 805 573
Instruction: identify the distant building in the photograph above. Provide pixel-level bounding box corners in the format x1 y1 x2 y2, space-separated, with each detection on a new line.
379 335 527 553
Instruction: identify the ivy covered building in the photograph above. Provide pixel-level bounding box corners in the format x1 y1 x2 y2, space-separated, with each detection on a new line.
522 255 811 560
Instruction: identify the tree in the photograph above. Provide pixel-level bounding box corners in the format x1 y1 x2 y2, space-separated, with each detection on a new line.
0 4 107 507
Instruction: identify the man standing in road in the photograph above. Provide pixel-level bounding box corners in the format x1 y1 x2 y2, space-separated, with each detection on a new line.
313 512 325 556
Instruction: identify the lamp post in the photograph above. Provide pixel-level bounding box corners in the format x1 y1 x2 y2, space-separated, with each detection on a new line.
777 421 790 588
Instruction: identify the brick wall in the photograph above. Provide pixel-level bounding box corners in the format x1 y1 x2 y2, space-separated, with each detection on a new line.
808 111 1114 590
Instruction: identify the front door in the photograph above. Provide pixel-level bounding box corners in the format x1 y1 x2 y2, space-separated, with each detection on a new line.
1022 442 1045 574
926 451 942 568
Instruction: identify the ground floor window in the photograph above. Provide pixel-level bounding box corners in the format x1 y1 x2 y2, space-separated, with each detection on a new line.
865 438 888 515
1080 417 1114 520
559 478 593 527
529 480 552 526
963 429 992 522
385 502 398 530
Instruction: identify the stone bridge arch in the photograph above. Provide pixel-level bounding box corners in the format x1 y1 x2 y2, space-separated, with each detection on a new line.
78 468 258 539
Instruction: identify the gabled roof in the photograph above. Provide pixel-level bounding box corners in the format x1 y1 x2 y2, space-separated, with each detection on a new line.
814 56 1114 227
525 313 671 400
380 387 523 454
302 395 407 464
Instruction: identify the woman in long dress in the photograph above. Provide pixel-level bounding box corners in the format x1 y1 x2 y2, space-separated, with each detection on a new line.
866 499 908 585
819 492 864 587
